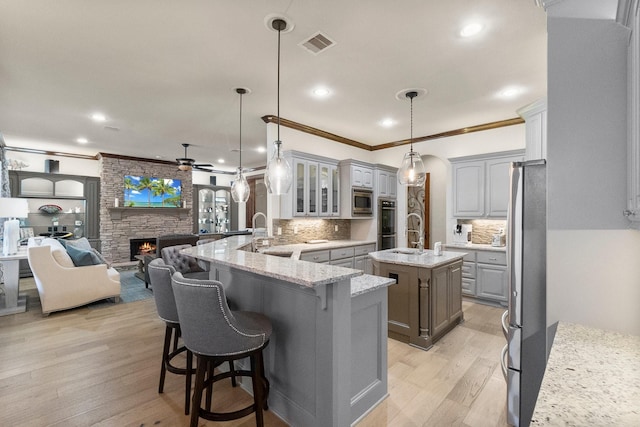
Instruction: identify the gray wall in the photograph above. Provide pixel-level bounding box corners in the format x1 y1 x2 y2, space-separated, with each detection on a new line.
547 17 629 230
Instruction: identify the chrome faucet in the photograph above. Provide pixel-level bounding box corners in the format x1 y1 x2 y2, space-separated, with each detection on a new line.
406 212 424 253
252 212 267 238
251 212 268 252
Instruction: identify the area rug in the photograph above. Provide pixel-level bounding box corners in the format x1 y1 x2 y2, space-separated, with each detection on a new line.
88 268 153 308
14 267 153 313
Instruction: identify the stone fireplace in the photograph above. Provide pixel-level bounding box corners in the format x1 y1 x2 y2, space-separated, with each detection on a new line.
99 154 194 263
129 237 157 261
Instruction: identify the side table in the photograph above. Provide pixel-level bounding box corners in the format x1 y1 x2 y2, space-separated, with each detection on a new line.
134 254 156 288
0 247 29 316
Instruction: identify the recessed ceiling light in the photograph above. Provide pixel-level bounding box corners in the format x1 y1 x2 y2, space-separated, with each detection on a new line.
76 137 88 144
379 118 396 128
460 23 483 38
257 146 266 153
312 87 331 98
91 112 106 122
218 158 225 164
498 87 523 99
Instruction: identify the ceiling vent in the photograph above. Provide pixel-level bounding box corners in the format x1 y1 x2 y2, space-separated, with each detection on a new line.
299 32 336 55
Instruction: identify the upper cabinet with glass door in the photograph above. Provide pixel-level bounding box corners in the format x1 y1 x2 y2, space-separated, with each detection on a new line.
279 151 339 219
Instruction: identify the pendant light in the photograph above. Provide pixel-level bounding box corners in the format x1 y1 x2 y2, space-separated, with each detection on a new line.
397 91 426 187
265 18 293 195
231 88 250 203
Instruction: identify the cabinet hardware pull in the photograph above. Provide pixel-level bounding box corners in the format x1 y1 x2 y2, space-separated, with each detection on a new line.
489 257 497 260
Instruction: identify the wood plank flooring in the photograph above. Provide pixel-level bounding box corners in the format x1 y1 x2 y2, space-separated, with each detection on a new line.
0 279 508 426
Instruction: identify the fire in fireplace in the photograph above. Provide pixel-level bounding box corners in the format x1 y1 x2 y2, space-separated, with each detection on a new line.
129 238 157 261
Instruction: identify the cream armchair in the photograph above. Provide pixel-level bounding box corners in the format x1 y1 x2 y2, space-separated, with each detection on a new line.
27 238 121 315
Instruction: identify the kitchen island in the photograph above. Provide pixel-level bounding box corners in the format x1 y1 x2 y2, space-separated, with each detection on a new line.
369 248 466 350
182 236 394 427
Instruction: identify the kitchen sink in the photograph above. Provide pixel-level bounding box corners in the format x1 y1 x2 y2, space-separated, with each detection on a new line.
389 248 423 255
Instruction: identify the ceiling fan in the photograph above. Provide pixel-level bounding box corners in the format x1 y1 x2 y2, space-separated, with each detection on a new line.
176 143 266 175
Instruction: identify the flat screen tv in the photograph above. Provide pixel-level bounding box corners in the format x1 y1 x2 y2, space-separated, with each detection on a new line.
124 175 182 207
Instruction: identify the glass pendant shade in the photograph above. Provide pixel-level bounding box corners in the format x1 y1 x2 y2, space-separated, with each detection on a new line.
231 168 249 203
231 87 250 203
397 150 426 187
265 140 293 195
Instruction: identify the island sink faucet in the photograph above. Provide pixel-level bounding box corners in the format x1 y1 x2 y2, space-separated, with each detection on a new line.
251 212 268 252
406 212 424 254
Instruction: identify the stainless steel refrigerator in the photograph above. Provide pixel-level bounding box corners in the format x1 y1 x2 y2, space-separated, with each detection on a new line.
501 160 547 427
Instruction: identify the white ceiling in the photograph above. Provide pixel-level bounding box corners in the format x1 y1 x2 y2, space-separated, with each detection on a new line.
0 0 547 171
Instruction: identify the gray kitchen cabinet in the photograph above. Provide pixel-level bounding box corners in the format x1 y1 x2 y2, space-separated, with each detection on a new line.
445 246 507 306
518 98 547 161
451 150 524 218
350 164 373 189
319 163 340 217
339 159 376 219
299 243 374 273
476 263 508 303
375 165 398 199
280 151 338 219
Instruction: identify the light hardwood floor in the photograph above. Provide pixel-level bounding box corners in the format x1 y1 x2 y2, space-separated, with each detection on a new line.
0 279 508 426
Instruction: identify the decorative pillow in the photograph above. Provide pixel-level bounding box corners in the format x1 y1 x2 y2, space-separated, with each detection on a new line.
41 238 75 268
66 244 103 267
91 248 111 268
65 237 92 251
38 204 63 214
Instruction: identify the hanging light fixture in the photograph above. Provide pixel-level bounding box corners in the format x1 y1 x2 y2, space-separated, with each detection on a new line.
231 88 250 203
397 91 426 187
265 18 293 195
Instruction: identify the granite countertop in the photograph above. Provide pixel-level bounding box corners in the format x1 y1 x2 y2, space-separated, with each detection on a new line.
444 242 507 252
531 322 640 426
351 274 395 297
261 239 376 260
183 236 362 289
368 248 465 269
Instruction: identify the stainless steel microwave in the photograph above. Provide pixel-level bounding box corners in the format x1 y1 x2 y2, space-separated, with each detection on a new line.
352 188 373 216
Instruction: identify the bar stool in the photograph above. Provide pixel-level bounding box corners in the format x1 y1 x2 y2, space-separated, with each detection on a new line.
171 272 272 427
161 244 209 280
148 258 194 415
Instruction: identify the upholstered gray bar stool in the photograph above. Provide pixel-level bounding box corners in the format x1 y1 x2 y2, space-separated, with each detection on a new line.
148 258 194 415
171 272 272 427
161 244 209 280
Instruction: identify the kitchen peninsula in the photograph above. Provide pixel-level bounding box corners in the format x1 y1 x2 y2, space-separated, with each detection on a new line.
181 236 394 427
370 248 466 350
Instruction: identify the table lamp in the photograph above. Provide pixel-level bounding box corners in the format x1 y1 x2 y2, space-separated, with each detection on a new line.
0 197 29 256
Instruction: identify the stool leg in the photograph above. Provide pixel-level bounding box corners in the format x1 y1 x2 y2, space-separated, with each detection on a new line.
158 325 172 393
228 360 237 387
259 351 269 410
190 357 207 427
185 349 193 415
205 360 214 411
251 353 265 427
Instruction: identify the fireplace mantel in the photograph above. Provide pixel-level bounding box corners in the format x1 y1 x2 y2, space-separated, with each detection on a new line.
108 207 190 220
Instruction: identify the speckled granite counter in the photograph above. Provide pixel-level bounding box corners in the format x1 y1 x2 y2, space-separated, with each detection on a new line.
369 248 465 269
261 239 376 260
351 274 395 297
444 242 506 252
182 235 362 288
531 323 640 426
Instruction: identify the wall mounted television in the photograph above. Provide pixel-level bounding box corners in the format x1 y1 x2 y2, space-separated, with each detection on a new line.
124 175 182 207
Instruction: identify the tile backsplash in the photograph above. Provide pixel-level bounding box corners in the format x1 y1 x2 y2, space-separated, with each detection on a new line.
458 219 507 245
272 219 351 244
